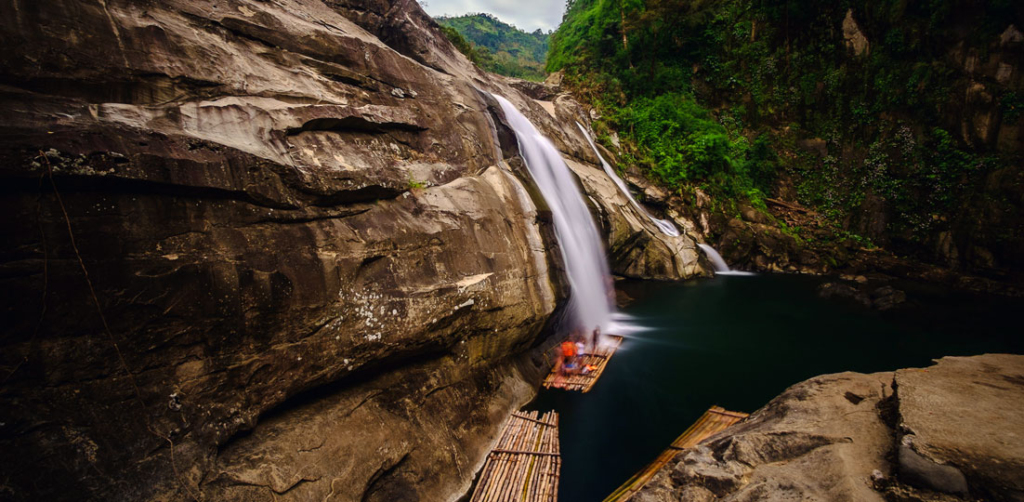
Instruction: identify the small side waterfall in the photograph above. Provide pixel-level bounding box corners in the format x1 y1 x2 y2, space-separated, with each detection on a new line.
698 243 754 276
493 95 614 333
576 123 680 237
698 244 731 272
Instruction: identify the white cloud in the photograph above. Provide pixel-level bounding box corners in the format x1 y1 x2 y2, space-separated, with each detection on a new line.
421 0 566 32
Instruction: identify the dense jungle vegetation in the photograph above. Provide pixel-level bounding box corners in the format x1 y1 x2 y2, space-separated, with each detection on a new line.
438 14 550 80
548 0 1024 271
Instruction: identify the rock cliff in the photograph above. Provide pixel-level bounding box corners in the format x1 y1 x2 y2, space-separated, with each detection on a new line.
0 0 704 500
631 354 1024 502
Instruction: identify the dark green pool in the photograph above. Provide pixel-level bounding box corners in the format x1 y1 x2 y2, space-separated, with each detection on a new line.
526 273 1023 502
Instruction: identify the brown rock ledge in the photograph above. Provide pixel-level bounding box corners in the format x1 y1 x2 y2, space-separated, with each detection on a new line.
630 354 1024 502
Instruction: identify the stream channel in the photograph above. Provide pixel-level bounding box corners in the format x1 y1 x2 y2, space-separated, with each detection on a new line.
525 273 1023 502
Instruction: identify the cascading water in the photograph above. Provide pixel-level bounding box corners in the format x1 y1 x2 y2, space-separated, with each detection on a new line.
576 123 680 237
698 243 730 272
698 243 753 276
492 94 616 334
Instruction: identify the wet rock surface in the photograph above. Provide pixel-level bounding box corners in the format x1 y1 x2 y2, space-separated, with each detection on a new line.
0 0 629 500
566 158 707 280
632 354 1024 502
0 0 714 499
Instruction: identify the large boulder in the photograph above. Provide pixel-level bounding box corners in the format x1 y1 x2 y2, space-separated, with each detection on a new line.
636 371 895 502
631 354 1024 502
895 354 1024 501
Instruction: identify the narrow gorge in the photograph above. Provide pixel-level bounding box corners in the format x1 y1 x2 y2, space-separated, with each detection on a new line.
0 1 1021 501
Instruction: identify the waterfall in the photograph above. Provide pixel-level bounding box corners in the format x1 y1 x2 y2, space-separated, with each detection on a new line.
698 244 730 272
698 243 754 276
492 95 614 333
576 123 680 237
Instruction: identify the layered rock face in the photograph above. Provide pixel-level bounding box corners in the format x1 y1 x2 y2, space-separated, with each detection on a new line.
0 0 707 500
632 354 1024 502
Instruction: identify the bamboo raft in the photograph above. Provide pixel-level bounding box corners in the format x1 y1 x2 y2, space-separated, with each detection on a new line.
470 410 561 502
603 406 749 502
542 335 623 392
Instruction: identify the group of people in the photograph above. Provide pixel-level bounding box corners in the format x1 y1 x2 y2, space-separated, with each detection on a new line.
557 327 601 376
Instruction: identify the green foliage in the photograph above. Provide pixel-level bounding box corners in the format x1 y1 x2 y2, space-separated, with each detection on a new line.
745 134 779 194
1002 92 1024 124
437 14 550 80
614 93 771 206
439 26 487 66
548 0 1020 252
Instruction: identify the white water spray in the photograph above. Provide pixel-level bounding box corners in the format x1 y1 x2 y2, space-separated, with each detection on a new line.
698 243 730 272
576 123 680 237
493 95 615 334
698 243 754 276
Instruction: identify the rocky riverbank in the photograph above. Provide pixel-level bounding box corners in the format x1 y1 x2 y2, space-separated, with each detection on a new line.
631 354 1024 502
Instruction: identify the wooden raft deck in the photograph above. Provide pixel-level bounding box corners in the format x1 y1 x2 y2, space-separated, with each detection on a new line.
542 335 623 393
603 406 749 502
470 411 561 502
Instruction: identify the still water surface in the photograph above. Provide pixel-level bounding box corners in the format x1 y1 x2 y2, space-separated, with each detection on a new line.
526 274 1023 502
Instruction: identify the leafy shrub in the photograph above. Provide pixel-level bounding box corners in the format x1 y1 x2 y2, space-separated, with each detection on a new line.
612 93 773 207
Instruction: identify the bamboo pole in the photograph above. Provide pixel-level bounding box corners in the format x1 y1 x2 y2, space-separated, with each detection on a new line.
515 414 542 501
533 414 548 502
530 412 553 502
524 414 543 499
511 412 553 426
501 414 532 502
490 415 524 502
498 415 529 502
519 417 541 501
533 421 546 502
708 407 749 419
547 411 559 502
490 448 560 457
545 412 558 500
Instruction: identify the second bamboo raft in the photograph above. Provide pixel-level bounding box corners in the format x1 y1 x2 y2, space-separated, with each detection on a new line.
470 410 561 502
543 335 623 393
603 406 749 502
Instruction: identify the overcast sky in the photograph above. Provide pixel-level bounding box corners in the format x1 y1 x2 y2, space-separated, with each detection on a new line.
421 0 566 33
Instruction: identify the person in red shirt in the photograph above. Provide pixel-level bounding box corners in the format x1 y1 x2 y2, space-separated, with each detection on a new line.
560 338 578 375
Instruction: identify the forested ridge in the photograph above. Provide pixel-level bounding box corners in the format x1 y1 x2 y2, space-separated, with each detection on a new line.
437 13 550 80
547 0 1024 276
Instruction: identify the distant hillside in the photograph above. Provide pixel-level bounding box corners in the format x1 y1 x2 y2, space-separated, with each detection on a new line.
436 13 549 81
